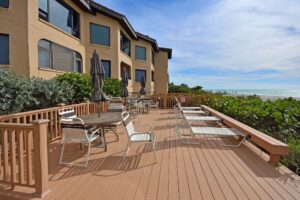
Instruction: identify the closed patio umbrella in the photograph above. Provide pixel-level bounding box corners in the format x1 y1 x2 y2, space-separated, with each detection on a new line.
121 68 129 98
91 49 106 117
140 74 146 95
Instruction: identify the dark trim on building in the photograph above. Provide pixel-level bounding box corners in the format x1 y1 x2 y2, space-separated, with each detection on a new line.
136 32 159 52
72 0 92 12
159 47 172 59
89 1 137 39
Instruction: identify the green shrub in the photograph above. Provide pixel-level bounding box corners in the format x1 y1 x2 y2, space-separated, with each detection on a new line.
0 69 30 115
204 95 300 173
103 78 122 97
55 72 92 103
0 69 74 115
26 78 74 110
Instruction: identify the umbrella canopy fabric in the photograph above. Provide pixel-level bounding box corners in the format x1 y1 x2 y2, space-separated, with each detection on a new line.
91 50 106 102
140 74 146 95
121 68 129 97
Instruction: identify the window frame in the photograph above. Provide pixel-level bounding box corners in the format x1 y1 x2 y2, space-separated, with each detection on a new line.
120 32 131 57
101 60 111 78
0 33 10 65
90 23 111 46
38 39 82 73
0 0 9 8
38 0 80 38
135 69 147 83
135 46 146 61
151 49 155 65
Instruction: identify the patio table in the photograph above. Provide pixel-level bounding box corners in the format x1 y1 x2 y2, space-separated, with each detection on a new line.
80 112 122 152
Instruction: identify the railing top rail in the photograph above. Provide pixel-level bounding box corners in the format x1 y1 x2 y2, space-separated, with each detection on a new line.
0 122 34 129
0 102 93 121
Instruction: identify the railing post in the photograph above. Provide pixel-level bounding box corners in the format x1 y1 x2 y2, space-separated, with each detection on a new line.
163 95 167 109
32 119 50 197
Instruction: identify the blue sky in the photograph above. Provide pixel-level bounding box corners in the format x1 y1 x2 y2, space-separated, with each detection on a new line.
95 0 300 89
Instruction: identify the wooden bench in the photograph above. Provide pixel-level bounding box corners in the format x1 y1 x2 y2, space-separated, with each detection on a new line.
201 105 289 165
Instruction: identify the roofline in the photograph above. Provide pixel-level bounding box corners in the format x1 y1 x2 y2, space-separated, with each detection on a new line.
73 1 172 54
72 0 92 12
89 1 137 39
136 32 159 52
159 47 172 59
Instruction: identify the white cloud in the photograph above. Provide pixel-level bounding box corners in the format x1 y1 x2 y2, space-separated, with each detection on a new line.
96 0 300 88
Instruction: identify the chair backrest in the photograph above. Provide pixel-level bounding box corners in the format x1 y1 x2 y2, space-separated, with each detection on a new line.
122 112 136 138
60 118 89 142
58 107 77 121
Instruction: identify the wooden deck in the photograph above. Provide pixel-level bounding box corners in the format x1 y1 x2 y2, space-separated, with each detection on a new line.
1 109 299 200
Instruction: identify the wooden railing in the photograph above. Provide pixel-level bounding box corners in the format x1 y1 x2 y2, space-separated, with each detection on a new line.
0 120 49 197
150 94 204 109
0 102 107 142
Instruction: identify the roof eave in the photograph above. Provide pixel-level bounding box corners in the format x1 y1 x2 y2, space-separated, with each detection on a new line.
72 0 92 13
89 1 137 39
159 47 172 59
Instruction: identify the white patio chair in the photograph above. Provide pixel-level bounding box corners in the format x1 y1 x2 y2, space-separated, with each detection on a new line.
122 112 157 162
59 117 101 168
184 115 220 122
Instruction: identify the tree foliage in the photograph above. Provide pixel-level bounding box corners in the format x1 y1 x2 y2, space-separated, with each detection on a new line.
168 82 204 94
103 78 122 97
55 72 92 103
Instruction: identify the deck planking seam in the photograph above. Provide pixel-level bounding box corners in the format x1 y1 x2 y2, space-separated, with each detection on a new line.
205 138 249 200
208 139 262 200
233 143 299 200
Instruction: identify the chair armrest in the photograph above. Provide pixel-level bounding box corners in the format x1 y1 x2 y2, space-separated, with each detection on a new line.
129 132 153 140
135 125 154 133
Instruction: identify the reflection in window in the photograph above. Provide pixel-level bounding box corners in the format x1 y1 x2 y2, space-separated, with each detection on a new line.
102 60 111 78
120 32 131 56
0 0 9 8
135 69 146 82
38 39 82 72
39 0 80 38
90 23 110 46
135 46 146 60
0 34 9 64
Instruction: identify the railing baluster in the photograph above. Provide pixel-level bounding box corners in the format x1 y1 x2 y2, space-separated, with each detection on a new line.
17 130 25 184
26 130 33 185
2 129 9 182
10 130 16 184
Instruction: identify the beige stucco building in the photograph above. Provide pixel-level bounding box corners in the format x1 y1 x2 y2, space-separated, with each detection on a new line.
0 0 171 94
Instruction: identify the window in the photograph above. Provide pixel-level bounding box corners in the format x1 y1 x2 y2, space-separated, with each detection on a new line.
39 0 80 38
90 23 110 46
151 49 155 64
120 32 131 56
135 69 146 82
102 60 111 78
121 64 131 80
0 34 9 65
38 39 82 72
135 46 146 60
0 0 9 8
151 71 154 82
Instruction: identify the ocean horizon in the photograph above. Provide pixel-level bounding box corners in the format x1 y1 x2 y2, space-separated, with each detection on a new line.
207 89 300 98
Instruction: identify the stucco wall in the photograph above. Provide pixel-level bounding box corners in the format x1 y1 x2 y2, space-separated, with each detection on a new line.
0 0 29 76
0 0 170 94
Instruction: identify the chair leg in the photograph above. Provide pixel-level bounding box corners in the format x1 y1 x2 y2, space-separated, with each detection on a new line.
84 143 91 168
123 140 131 160
59 142 66 165
112 128 119 142
152 141 158 162
222 136 247 148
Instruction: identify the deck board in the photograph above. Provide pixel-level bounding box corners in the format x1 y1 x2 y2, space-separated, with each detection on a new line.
1 109 300 200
